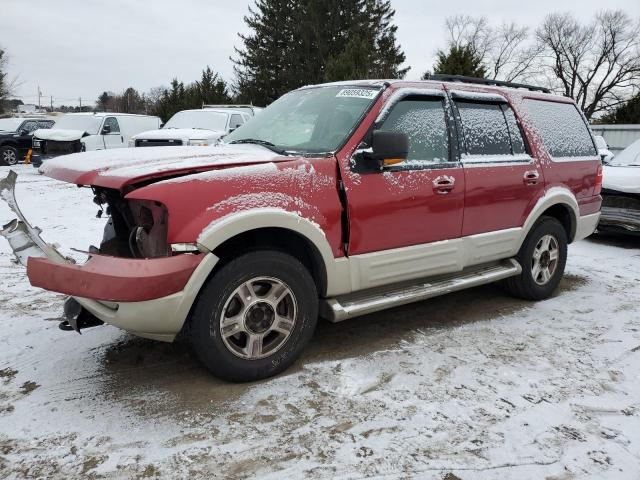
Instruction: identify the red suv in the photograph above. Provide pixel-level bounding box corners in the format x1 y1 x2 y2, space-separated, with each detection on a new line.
0 76 602 382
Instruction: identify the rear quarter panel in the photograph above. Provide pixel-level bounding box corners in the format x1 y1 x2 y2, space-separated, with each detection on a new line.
510 94 601 216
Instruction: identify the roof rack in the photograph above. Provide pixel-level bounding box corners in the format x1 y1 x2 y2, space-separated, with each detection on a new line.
428 74 551 94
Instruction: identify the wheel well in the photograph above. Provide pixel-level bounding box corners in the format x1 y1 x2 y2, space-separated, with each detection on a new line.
211 227 328 296
540 204 576 242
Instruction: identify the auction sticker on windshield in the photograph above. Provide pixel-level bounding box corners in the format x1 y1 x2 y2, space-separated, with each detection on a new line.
336 88 379 99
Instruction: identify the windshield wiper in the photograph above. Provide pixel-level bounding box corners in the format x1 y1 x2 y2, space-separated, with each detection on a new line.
229 138 288 155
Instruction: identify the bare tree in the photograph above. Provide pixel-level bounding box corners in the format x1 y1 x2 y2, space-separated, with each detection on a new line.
442 15 540 83
489 23 543 82
537 10 640 119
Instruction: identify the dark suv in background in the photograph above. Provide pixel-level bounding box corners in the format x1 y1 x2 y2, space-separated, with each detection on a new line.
0 118 55 166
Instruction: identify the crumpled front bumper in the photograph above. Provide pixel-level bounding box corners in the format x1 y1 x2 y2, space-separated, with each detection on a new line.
0 170 218 341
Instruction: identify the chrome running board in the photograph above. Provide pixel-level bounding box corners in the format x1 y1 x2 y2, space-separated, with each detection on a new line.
320 259 522 323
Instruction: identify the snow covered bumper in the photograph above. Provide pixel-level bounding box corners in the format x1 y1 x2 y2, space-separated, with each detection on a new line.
0 170 218 342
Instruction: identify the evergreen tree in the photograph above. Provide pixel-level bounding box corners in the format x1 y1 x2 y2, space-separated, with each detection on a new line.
233 0 408 105
192 66 231 106
96 91 113 111
424 44 487 79
601 93 640 124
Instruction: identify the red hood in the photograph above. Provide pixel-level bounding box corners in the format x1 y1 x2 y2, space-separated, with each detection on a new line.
40 144 290 189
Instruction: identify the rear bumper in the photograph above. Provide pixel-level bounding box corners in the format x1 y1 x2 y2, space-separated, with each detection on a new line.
1 170 218 341
574 212 600 241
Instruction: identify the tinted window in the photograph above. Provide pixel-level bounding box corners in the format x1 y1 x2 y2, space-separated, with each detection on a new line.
523 100 597 158
378 98 450 164
457 102 511 156
38 120 54 129
20 121 40 133
103 117 120 133
502 107 526 154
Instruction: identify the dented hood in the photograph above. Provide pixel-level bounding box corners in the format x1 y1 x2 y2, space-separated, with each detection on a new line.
40 143 287 189
34 128 87 141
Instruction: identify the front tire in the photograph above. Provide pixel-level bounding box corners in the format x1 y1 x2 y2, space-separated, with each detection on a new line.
504 216 568 300
0 146 19 166
189 250 318 382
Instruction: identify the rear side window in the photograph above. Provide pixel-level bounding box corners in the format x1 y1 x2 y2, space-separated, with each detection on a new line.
523 100 597 158
457 102 511 156
378 97 450 165
503 108 526 154
21 121 40 132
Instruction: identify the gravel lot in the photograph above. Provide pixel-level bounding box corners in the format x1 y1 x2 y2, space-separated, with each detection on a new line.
0 165 639 479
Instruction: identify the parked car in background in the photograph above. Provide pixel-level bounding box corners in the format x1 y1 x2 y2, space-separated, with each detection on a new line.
202 104 263 116
31 112 161 166
599 138 640 235
0 118 55 166
131 109 251 147
594 135 614 164
1 76 602 382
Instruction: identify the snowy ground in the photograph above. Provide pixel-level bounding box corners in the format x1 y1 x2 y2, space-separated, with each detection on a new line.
0 164 639 479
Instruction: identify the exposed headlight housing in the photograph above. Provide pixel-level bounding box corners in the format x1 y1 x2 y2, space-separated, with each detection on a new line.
32 139 41 149
188 139 210 146
128 138 135 147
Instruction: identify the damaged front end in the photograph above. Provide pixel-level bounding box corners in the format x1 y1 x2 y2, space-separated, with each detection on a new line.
0 170 213 341
600 189 640 234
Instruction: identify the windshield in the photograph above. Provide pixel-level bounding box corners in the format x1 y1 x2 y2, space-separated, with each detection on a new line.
54 115 103 134
0 118 23 132
224 85 381 153
610 139 640 166
165 110 228 131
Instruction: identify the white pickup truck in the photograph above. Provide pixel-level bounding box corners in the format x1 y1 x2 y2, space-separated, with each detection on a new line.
131 107 256 148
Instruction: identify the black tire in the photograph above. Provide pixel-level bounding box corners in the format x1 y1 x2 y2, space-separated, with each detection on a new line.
0 145 19 166
189 250 318 382
503 216 568 300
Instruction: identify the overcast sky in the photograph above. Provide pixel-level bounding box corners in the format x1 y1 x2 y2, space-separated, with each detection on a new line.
4 0 639 107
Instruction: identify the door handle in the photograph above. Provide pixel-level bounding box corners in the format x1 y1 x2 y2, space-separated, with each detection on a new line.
433 175 455 195
523 170 540 185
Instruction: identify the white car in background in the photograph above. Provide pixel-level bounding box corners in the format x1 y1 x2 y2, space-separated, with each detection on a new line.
599 138 640 235
131 109 251 147
31 112 161 166
594 135 614 164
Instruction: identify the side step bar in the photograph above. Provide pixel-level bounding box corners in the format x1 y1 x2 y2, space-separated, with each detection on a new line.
320 259 522 323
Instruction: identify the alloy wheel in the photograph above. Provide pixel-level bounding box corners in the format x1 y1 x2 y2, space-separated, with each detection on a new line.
531 234 559 285
2 149 17 166
219 276 297 359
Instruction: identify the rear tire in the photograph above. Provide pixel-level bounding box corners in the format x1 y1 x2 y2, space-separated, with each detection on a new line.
0 146 19 166
189 250 318 382
503 216 568 300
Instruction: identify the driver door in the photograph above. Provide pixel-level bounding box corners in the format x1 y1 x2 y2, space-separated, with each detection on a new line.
340 90 465 289
102 117 124 149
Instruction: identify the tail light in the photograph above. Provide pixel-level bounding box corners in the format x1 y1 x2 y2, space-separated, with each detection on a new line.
594 163 603 195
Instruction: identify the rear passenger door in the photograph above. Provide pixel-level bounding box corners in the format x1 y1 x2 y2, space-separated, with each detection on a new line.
450 92 544 236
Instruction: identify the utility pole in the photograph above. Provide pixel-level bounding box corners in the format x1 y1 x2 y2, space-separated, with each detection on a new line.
79 97 82 109
37 86 42 110
50 95 53 111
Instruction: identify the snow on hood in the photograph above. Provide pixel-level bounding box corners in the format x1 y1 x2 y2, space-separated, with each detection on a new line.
34 128 87 141
132 128 225 143
40 143 287 189
603 164 640 194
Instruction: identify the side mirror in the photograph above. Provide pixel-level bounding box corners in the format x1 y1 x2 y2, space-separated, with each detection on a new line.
366 130 409 169
101 125 111 135
19 129 29 136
